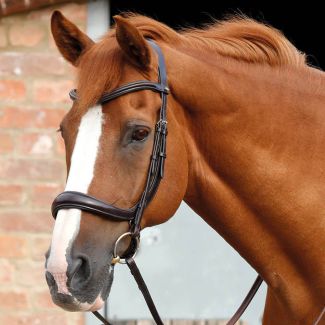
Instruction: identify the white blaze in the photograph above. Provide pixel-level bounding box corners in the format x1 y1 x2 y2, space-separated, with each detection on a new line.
47 106 103 295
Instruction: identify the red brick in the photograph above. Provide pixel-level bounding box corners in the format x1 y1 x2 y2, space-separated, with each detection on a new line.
60 2 87 21
0 259 15 284
0 132 14 154
0 53 70 77
33 79 74 103
0 25 7 47
27 2 87 22
33 290 56 309
30 236 51 261
0 290 29 310
26 6 56 21
0 107 66 129
31 183 62 207
0 234 29 258
0 2 87 324
9 22 45 47
15 261 46 287
17 133 54 156
0 312 69 325
0 80 26 100
56 134 66 155
0 211 54 233
0 158 63 181
0 184 24 206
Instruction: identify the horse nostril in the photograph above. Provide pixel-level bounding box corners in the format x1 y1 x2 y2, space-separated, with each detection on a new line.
68 255 92 290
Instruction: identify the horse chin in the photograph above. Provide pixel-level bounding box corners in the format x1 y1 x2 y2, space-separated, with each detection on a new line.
50 292 105 312
74 294 106 312
87 295 105 311
46 266 113 312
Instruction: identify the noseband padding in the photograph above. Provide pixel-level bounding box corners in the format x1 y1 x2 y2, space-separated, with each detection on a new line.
52 191 136 221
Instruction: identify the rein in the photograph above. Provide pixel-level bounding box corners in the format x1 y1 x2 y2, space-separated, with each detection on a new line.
51 39 263 325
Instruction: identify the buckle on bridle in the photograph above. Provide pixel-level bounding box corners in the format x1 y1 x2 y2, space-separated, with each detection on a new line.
163 86 170 94
111 232 140 265
156 119 168 133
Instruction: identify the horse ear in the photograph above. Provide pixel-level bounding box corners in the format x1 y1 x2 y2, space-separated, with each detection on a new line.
51 11 94 66
114 15 151 69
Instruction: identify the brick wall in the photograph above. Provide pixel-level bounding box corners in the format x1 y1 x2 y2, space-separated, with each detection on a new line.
0 2 87 324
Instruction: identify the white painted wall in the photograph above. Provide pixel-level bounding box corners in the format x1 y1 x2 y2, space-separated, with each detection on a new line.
87 0 110 41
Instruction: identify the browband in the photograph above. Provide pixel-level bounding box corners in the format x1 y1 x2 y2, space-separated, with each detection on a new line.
69 81 169 105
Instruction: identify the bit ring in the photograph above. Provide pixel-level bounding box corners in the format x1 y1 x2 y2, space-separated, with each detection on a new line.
112 232 140 265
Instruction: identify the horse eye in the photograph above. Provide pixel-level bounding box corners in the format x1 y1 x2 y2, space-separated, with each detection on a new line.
131 128 149 142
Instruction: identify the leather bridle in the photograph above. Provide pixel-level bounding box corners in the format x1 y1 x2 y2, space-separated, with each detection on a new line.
51 39 263 325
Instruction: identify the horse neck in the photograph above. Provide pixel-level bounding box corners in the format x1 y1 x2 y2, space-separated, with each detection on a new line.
166 45 325 317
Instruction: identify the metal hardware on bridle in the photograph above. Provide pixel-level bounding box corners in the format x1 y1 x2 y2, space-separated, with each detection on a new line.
51 39 262 325
112 232 140 264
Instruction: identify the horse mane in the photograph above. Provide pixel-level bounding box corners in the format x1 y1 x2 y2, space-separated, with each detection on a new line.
77 13 306 108
117 13 306 66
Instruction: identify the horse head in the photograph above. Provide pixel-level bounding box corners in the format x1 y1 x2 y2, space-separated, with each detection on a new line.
45 11 188 312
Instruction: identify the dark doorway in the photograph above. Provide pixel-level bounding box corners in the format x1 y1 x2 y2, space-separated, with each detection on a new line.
110 1 324 69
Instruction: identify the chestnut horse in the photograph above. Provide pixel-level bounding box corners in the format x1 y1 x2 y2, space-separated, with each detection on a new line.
45 11 325 325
